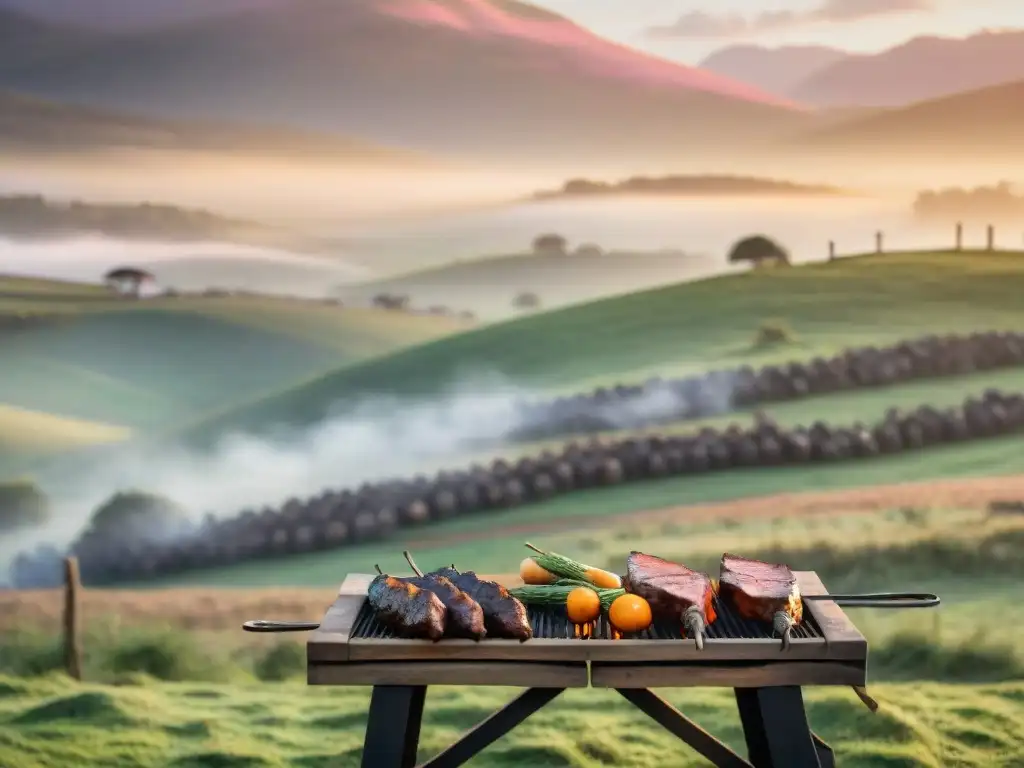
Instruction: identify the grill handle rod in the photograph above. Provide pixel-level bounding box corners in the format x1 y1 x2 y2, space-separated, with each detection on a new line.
805 592 940 608
243 620 321 633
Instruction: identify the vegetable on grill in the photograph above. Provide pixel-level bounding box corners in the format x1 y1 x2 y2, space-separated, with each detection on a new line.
519 557 556 585
566 587 602 624
510 580 625 610
524 543 622 589
609 594 653 633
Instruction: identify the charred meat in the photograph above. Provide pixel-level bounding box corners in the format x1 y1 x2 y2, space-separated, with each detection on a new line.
718 552 803 649
403 574 486 640
623 552 716 649
432 567 533 641
367 573 447 640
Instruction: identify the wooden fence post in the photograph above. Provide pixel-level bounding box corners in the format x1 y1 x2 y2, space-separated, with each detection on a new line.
63 556 82 681
955 222 962 251
828 240 835 261
987 225 994 251
875 231 883 254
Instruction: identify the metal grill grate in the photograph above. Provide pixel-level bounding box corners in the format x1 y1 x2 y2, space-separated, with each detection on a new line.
350 594 825 642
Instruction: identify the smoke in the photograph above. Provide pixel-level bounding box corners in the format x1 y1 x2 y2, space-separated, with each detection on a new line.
2 367 742 585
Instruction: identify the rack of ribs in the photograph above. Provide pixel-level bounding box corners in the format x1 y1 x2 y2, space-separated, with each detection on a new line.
623 551 717 649
718 553 803 650
432 566 533 640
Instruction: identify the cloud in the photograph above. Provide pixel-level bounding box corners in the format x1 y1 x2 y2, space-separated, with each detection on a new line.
646 0 934 39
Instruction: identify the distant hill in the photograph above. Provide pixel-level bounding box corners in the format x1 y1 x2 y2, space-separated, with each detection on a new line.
0 1 807 166
699 45 850 98
0 89 427 164
337 248 699 320
791 29 1024 107
795 80 1024 158
532 175 845 201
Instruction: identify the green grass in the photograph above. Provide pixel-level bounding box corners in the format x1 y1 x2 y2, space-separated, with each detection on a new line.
0 277 469 464
183 250 1024 442
0 675 1022 767
157 434 1024 587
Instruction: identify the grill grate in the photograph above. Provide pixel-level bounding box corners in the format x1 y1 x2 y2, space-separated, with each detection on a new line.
351 594 825 642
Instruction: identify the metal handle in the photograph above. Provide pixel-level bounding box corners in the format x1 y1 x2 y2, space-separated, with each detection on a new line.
243 620 321 633
805 592 940 608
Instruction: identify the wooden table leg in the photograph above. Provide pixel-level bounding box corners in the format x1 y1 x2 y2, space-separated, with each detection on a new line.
361 685 427 768
734 686 822 768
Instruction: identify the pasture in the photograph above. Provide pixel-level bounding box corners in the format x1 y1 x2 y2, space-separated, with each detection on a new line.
4 497 1024 767
0 275 471 469
187 250 1024 441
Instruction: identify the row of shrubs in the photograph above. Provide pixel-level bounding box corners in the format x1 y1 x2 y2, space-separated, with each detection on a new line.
17 386 1021 586
505 329 1024 442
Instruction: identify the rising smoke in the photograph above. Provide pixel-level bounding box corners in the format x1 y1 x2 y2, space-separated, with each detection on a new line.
2 367 740 585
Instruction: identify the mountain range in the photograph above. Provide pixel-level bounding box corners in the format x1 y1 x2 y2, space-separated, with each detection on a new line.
0 1 1021 166
0 1 803 166
700 29 1024 107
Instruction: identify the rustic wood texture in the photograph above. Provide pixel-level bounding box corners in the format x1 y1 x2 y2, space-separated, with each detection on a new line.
308 661 589 687
306 574 374 662
308 572 868 668
62 557 82 681
590 661 867 689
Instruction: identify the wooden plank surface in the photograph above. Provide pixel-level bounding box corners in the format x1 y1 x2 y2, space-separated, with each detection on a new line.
306 574 373 662
307 571 867 667
308 660 588 687
590 661 867 689
796 572 868 662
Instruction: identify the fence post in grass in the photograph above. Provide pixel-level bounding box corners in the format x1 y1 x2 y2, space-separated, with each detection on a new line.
828 240 835 261
63 556 82 681
987 225 994 251
875 231 883 254
955 222 963 251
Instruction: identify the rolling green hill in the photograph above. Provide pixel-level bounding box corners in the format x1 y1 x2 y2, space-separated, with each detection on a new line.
0 276 472 462
340 248 695 320
185 250 1024 443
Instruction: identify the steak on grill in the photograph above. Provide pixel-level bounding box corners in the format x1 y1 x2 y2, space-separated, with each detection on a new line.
367 573 447 641
432 567 533 641
623 552 716 649
402 574 486 640
718 552 803 649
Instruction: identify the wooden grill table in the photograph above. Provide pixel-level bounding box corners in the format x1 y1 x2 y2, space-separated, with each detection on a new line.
307 572 867 768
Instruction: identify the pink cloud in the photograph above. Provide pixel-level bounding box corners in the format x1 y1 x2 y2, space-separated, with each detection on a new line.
381 0 800 108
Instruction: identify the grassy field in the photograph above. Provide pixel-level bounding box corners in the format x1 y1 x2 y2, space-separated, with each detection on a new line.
1 675 1022 767
4 500 1024 767
341 248 695 320
0 276 471 467
184 250 1024 442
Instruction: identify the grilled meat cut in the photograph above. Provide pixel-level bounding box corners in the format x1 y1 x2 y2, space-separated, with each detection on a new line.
432 567 533 641
402 574 486 640
367 573 447 641
718 552 803 649
624 552 716 649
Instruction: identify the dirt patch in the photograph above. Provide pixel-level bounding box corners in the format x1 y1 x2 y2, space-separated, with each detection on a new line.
3 475 1021 633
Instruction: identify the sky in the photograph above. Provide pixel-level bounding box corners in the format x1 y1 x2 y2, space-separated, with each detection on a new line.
529 0 1024 63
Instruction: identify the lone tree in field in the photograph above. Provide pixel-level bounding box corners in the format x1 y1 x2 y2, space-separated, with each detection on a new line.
513 291 541 310
0 479 50 533
727 235 790 268
82 490 192 544
532 233 568 256
104 266 155 297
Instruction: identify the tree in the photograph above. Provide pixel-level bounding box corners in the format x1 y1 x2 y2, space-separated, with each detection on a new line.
82 490 192 544
0 479 49 533
513 291 541 310
104 266 155 297
573 243 604 257
532 233 568 256
727 235 790 268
